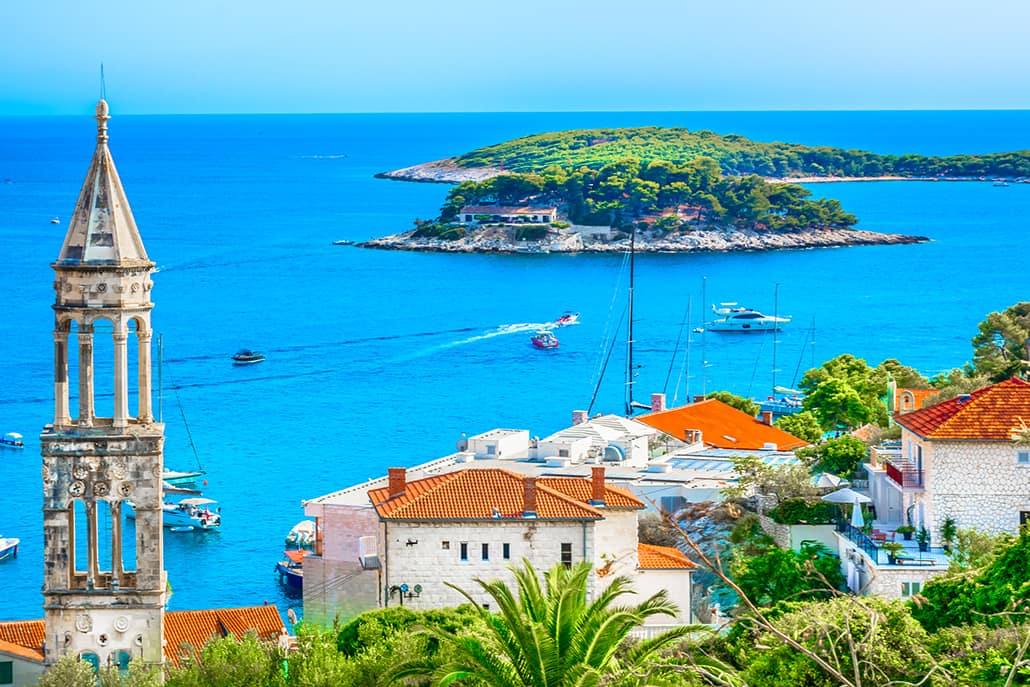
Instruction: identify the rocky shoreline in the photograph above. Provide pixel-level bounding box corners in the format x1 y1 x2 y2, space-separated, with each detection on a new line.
358 225 930 254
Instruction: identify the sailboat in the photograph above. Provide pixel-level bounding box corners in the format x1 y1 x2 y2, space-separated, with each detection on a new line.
157 335 207 487
758 305 812 417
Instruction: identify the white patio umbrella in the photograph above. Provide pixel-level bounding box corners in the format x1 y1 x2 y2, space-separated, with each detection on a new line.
850 499 866 528
819 487 871 505
811 472 848 489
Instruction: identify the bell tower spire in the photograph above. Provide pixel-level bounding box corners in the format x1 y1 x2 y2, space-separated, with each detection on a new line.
41 100 166 670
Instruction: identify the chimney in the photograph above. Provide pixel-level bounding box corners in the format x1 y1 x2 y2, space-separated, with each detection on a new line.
591 466 606 506
761 410 773 426
693 395 706 404
650 393 666 413
388 467 406 498
572 410 588 426
523 476 538 517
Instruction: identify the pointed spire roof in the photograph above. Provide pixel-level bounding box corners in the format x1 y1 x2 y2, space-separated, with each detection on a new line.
56 99 150 267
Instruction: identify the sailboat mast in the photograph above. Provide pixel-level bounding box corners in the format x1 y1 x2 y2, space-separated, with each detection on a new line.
625 223 636 417
772 283 779 395
701 276 707 397
685 296 692 403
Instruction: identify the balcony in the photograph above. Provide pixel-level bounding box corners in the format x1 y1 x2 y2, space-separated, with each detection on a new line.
885 460 923 489
835 521 949 568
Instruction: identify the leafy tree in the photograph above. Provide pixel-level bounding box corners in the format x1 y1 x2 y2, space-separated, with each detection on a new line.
796 435 868 477
164 632 286 687
877 357 930 388
930 367 993 401
730 597 934 687
803 378 872 431
774 411 822 444
705 390 759 417
730 541 846 607
971 302 1030 382
391 559 694 687
723 455 818 501
33 655 97 687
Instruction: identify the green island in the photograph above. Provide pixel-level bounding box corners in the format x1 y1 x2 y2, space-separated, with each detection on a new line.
362 126 1030 253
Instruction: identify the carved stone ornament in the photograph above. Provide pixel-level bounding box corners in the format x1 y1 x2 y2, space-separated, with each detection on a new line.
92 481 110 497
75 613 92 633
152 465 163 478
96 283 107 293
118 482 133 497
113 616 130 633
73 464 89 480
84 456 100 471
131 282 140 293
42 464 52 483
108 461 127 480
68 480 85 497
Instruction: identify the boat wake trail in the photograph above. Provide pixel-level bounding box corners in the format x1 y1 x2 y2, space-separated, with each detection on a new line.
392 321 564 362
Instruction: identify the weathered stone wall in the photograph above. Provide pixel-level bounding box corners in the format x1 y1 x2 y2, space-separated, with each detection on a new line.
381 520 593 610
758 514 791 549
926 439 1030 537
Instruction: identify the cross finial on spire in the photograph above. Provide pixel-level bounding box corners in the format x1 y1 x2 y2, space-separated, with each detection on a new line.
95 99 110 144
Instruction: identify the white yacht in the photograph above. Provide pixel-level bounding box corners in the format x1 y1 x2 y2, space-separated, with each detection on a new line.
708 303 791 332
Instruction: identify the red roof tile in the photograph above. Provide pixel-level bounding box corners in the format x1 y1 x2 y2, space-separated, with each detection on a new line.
0 606 284 668
895 378 1030 440
0 637 43 662
369 468 604 521
638 399 808 450
538 477 644 510
638 543 696 569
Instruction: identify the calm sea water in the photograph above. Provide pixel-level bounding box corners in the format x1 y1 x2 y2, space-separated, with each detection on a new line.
0 110 1028 621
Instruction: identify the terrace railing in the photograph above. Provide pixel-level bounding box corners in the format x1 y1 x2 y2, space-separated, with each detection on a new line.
885 460 924 489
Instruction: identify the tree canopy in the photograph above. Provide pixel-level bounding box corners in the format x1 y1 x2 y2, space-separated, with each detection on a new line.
970 301 1030 382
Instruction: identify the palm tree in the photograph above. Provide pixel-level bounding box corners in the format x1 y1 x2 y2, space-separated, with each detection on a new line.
391 559 695 687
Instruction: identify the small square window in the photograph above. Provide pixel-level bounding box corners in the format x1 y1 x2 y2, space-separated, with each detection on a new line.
0 660 12 685
486 445 496 455
502 543 511 560
460 543 468 561
560 542 573 569
482 543 489 561
901 581 922 597
1018 451 1030 465
441 541 450 550
559 449 570 458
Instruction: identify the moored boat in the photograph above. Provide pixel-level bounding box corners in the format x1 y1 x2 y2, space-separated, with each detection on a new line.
0 536 18 561
276 549 306 590
707 303 791 332
163 468 205 487
125 497 221 530
531 331 559 349
0 432 24 449
232 349 266 365
555 311 580 326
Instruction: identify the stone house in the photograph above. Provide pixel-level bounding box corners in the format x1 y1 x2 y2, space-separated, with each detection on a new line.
457 205 558 224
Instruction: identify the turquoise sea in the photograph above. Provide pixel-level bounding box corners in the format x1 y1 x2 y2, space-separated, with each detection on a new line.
0 110 1028 620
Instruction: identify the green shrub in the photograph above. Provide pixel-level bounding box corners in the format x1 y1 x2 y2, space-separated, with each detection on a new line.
768 498 837 525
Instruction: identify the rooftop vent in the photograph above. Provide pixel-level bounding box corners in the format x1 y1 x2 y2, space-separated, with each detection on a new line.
957 393 972 404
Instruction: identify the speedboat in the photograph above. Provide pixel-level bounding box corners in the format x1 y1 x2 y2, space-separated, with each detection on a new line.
531 331 559 349
49 217 60 224
276 549 306 590
708 303 790 332
163 468 205 487
232 349 266 365
555 311 580 326
0 432 24 449
0 536 18 561
125 497 221 530
332 239 354 246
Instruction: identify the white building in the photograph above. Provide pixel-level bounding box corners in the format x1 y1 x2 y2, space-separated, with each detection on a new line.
835 377 1030 599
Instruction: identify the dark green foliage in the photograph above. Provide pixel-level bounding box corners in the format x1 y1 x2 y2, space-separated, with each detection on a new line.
773 411 823 444
728 596 934 687
451 126 1030 180
440 156 858 233
705 390 760 417
911 529 1030 632
796 435 869 477
411 223 465 240
927 624 1030 686
767 498 837 525
970 301 1030 382
730 541 846 606
165 632 287 687
799 354 892 429
336 605 480 657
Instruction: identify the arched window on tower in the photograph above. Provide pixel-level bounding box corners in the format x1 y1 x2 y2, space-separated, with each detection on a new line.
91 317 114 420
80 651 100 673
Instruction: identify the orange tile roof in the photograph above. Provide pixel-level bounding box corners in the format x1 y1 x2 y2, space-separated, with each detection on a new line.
638 399 808 450
369 468 603 521
538 477 644 510
0 606 284 668
895 378 1030 440
0 620 44 662
164 606 284 667
638 543 696 569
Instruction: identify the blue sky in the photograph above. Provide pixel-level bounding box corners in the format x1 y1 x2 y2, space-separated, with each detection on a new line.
4 0 1030 114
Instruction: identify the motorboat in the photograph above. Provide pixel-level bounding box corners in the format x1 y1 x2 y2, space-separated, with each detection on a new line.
531 331 559 349
125 497 221 530
163 468 205 487
708 303 791 332
0 432 24 449
49 217 60 224
555 311 580 327
285 520 316 549
232 349 266 365
276 549 306 590
0 536 18 561
332 239 354 246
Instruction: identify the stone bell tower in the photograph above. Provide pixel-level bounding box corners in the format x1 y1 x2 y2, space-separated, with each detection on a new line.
40 100 165 669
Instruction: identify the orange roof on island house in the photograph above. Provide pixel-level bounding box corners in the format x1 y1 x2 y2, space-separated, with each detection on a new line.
895 378 1030 440
637 398 809 451
369 467 643 521
0 606 285 667
637 543 696 570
